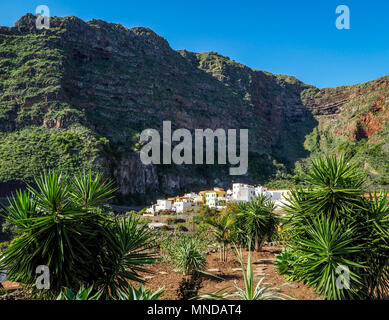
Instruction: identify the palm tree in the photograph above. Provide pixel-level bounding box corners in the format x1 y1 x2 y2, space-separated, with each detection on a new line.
205 213 234 262
0 170 158 298
236 194 278 252
281 154 389 299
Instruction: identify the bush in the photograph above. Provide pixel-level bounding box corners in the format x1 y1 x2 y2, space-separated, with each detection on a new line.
176 224 188 232
0 170 158 299
233 195 279 252
175 239 207 275
169 238 207 275
273 248 297 279
282 154 389 299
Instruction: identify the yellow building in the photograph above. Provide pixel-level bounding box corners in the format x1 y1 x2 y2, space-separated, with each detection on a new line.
196 191 207 204
203 188 227 207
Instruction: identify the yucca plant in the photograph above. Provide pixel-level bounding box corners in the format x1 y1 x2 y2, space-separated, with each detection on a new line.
171 238 207 275
205 213 234 262
96 216 160 299
197 245 292 300
0 170 158 298
235 195 278 251
0 171 108 295
360 191 389 299
292 216 365 299
57 284 164 300
232 247 291 300
293 155 366 219
281 154 389 299
57 285 103 300
117 285 165 300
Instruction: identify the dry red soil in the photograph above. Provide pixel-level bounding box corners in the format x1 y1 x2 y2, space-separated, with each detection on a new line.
0 247 320 300
142 246 321 300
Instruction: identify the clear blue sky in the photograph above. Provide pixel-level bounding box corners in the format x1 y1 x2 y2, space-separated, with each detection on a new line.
1 0 388 88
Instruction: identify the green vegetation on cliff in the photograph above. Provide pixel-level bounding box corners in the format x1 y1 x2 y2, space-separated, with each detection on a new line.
0 14 388 201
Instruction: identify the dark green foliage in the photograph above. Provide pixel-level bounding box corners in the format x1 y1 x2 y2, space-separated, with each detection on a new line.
122 285 165 300
56 285 103 300
234 195 278 251
57 284 164 300
291 217 365 299
273 248 296 278
0 170 158 298
281 154 389 299
176 271 203 300
171 238 207 276
96 216 159 299
0 126 104 183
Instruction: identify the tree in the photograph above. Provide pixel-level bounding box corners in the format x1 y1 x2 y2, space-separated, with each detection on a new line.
236 195 278 252
205 212 234 262
282 154 389 299
0 170 158 298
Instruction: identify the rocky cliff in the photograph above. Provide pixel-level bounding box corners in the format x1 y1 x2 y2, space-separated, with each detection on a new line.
0 14 388 203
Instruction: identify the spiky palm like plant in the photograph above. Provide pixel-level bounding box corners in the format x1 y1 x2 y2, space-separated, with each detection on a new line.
0 170 158 298
57 285 103 300
205 213 234 262
57 284 164 300
197 246 292 300
172 239 207 275
281 154 389 299
96 216 160 299
292 216 365 299
235 194 278 251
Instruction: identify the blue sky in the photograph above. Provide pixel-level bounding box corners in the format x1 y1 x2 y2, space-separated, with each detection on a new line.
0 0 388 88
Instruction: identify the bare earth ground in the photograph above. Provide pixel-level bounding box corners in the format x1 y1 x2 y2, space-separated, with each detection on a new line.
142 246 321 300
0 246 320 300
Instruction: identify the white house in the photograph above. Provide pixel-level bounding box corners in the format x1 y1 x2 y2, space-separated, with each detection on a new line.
254 186 268 197
145 206 155 215
155 199 173 212
183 193 197 201
174 201 192 213
266 190 291 209
205 191 218 207
232 183 256 202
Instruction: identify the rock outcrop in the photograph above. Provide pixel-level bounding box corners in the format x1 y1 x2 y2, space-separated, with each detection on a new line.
0 14 388 202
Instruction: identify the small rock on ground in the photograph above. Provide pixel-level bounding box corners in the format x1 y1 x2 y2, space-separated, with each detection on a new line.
232 268 243 272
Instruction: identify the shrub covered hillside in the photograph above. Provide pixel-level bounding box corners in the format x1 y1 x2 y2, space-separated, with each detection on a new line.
298 77 389 190
0 13 388 203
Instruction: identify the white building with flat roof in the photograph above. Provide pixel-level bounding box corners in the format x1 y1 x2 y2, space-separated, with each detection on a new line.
183 193 197 201
173 201 192 213
255 186 268 197
232 183 256 202
155 199 173 212
265 190 291 209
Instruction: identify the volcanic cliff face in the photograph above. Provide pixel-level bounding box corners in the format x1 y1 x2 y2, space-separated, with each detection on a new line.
0 14 387 203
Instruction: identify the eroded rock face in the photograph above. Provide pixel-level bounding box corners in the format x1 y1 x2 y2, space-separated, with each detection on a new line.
302 77 389 116
0 14 388 201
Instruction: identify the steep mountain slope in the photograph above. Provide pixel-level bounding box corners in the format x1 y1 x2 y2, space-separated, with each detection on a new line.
300 76 389 188
0 14 387 202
